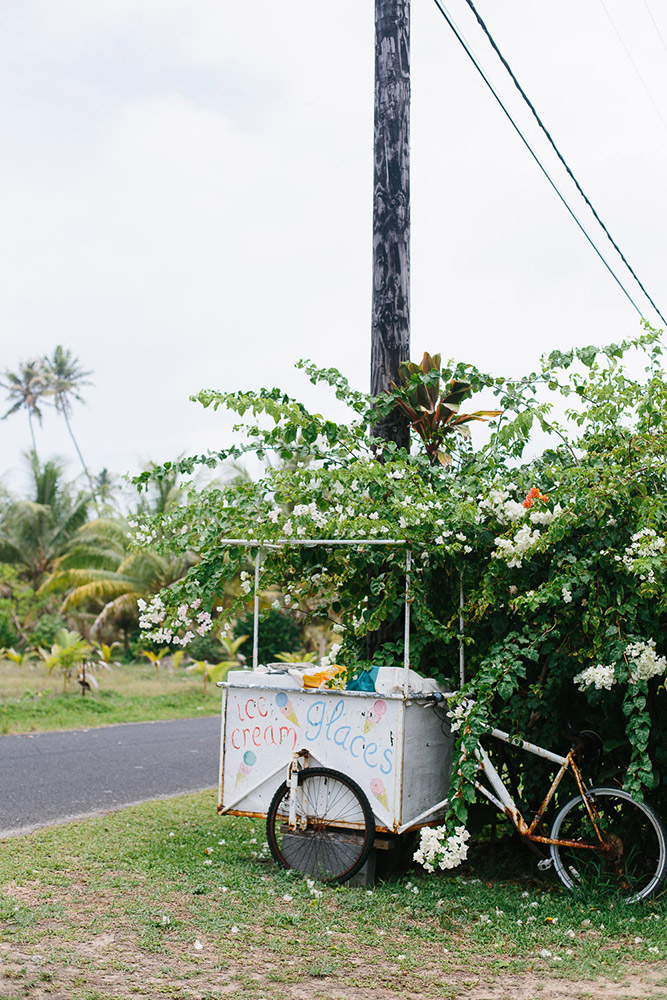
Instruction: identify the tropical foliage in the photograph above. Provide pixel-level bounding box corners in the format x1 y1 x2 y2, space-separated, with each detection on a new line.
233 608 302 665
0 348 229 689
0 563 64 648
186 658 238 693
37 628 91 692
0 454 90 586
388 351 502 466
132 325 667 824
0 444 197 653
1 347 92 467
41 517 196 648
43 346 97 505
0 359 49 454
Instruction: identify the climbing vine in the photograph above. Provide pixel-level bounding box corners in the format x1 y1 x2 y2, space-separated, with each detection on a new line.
133 324 667 836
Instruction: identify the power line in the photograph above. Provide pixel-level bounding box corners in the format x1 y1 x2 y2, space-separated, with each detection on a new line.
643 0 667 62
428 0 647 322
457 0 667 327
598 0 667 135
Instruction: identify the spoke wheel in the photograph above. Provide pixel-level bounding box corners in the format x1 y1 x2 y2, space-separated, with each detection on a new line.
266 767 375 884
549 787 667 902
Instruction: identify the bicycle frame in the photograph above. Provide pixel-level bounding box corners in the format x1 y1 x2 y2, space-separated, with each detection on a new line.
287 750 309 831
475 729 607 852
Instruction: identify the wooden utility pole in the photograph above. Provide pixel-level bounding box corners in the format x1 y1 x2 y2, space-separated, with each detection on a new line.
371 0 411 450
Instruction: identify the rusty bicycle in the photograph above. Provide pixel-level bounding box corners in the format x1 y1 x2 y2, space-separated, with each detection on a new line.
216 538 666 895
445 707 667 902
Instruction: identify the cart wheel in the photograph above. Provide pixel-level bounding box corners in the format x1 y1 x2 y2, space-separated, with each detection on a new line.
266 767 375 884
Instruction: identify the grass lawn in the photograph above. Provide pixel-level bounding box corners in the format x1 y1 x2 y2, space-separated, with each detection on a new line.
0 659 221 735
1 792 666 1000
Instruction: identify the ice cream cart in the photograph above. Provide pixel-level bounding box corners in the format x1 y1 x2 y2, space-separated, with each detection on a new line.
217 539 454 882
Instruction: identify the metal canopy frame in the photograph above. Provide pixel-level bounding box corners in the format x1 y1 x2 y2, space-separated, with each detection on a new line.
218 538 414 694
217 536 465 692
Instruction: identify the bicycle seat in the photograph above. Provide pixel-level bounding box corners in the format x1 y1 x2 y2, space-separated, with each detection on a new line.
571 729 603 764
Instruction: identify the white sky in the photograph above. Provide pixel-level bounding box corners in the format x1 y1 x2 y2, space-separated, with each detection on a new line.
1 0 666 495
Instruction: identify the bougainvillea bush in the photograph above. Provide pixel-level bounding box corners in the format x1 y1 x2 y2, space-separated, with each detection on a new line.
133 324 667 830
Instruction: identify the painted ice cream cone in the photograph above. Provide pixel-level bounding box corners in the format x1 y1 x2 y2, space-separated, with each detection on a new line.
276 691 299 727
364 699 387 734
370 777 389 811
235 750 257 789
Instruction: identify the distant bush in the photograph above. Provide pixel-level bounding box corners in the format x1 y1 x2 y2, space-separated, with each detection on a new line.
186 634 226 664
0 606 17 648
234 609 301 664
0 563 62 650
28 614 69 650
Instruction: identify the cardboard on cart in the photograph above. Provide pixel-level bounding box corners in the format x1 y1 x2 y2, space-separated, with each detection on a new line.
218 671 453 834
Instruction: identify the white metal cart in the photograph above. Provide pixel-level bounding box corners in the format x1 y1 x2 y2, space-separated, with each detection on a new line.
217 539 454 882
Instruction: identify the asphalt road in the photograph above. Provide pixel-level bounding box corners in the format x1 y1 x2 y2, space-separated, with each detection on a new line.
0 715 221 838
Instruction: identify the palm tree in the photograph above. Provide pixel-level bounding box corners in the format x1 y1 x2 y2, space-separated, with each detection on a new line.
0 453 91 587
41 517 196 649
93 468 118 511
1 359 50 455
38 628 91 693
44 347 98 507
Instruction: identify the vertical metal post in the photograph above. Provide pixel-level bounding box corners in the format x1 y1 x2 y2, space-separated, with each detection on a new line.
459 569 465 688
403 549 412 693
252 549 260 671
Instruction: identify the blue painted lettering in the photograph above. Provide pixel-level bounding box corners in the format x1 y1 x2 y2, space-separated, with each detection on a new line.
333 725 351 749
325 700 345 740
305 700 325 741
275 697 395 775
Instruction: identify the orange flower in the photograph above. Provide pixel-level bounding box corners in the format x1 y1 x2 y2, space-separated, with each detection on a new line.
523 487 549 508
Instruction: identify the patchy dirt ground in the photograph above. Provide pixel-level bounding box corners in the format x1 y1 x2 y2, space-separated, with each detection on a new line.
1 877 666 1000
2 934 667 1000
2 861 667 1000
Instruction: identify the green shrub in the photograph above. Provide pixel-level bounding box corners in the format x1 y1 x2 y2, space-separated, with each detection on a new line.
185 634 226 664
0 605 18 648
234 609 301 664
132 328 667 825
0 563 61 649
28 613 69 650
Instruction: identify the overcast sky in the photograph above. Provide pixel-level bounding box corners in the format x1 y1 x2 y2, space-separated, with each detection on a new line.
1 0 666 495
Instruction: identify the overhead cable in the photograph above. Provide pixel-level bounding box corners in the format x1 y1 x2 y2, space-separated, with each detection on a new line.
429 0 646 322
598 0 667 135
643 0 667 61
458 0 667 327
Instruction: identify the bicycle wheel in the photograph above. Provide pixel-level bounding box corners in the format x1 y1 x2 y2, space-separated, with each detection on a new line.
266 767 375 884
549 787 667 902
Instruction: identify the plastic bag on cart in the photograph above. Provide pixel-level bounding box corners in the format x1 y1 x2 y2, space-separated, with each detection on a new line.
375 667 447 696
346 664 379 692
287 663 347 689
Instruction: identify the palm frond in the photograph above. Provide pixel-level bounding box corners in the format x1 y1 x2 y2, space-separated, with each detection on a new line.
92 593 144 633
52 545 124 573
60 577 145 610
